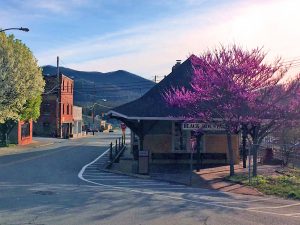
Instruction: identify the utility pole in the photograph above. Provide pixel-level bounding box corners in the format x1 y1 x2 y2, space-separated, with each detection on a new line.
92 104 95 135
56 56 61 138
92 107 94 135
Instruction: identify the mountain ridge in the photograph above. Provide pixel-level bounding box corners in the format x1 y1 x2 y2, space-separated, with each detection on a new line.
42 65 155 113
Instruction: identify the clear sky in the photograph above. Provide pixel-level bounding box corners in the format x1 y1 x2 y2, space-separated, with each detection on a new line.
1 0 300 80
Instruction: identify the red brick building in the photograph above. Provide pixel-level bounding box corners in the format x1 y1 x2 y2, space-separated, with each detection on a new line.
60 75 74 138
34 73 74 138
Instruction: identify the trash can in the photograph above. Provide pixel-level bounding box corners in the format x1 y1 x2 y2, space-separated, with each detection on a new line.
138 150 149 174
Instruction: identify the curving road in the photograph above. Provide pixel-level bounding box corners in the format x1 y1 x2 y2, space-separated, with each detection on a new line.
0 132 299 225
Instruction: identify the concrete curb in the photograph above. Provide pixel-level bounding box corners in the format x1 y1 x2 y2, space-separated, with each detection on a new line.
0 140 63 157
150 176 190 186
33 142 55 148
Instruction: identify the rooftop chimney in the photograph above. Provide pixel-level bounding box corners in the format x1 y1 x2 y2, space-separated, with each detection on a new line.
172 60 181 72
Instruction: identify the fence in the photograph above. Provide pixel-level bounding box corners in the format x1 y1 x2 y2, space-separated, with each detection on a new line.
107 136 126 168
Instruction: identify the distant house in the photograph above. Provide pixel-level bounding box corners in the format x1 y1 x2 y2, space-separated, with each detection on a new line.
73 106 83 137
34 73 74 138
8 120 33 145
100 120 106 130
108 56 240 170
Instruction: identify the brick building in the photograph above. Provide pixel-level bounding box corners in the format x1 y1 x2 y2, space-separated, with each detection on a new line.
34 73 74 138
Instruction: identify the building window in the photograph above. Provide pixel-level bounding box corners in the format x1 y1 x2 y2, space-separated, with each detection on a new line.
63 104 65 115
67 104 69 115
172 122 189 152
71 105 73 115
66 81 69 92
62 80 65 91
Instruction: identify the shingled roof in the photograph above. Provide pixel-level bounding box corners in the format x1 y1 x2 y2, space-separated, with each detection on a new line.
108 55 197 120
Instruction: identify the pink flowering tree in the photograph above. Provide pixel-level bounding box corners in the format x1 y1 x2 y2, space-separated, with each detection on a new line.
164 45 300 177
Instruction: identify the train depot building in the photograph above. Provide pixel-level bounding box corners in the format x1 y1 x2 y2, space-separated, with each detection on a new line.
108 56 240 172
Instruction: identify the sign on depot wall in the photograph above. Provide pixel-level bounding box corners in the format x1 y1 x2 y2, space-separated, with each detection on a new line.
182 123 225 131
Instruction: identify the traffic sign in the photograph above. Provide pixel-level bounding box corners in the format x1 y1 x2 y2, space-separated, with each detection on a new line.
120 123 126 134
190 137 197 153
120 123 126 130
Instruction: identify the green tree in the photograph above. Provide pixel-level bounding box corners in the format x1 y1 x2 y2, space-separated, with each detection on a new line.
0 32 45 144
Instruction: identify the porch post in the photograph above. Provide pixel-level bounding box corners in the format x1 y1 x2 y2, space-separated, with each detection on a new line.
242 124 247 168
196 134 202 172
138 120 149 174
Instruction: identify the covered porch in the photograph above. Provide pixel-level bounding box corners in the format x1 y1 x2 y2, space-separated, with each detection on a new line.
109 113 240 174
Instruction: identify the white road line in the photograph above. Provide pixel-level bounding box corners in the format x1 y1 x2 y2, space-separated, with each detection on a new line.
117 181 171 184
78 147 110 181
86 180 186 187
248 202 300 209
86 172 116 175
97 184 183 187
83 175 127 178
87 178 143 181
83 172 106 175
135 187 196 190
284 213 300 216
149 188 221 192
212 197 271 204
78 149 300 218
86 179 174 185
79 177 300 218
0 184 35 187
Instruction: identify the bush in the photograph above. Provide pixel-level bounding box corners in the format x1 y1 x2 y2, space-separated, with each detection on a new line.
226 171 300 200
253 175 267 185
287 191 297 198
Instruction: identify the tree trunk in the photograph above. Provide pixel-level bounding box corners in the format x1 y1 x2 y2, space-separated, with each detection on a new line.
252 127 259 177
226 130 235 176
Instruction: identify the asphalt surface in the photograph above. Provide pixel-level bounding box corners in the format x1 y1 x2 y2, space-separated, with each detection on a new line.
0 132 299 225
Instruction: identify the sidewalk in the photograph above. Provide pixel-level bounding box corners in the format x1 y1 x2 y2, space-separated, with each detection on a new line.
0 137 65 157
108 145 140 176
108 146 283 196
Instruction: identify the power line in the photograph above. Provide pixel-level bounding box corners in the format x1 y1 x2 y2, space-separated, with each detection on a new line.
87 102 113 109
73 89 141 98
75 86 153 90
75 82 154 88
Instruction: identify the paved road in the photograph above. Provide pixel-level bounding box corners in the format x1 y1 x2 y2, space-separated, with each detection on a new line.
0 132 299 225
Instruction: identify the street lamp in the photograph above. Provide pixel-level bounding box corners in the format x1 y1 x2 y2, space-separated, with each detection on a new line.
89 101 112 135
0 27 29 33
